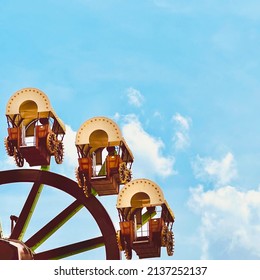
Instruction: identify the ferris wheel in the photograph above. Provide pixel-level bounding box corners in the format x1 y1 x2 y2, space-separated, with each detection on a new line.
0 88 175 260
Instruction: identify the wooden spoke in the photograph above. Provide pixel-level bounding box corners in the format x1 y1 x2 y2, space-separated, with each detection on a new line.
10 181 43 240
25 200 83 250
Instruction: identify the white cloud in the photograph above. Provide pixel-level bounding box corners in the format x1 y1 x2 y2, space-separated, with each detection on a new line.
172 113 191 150
192 152 237 186
174 131 190 151
63 125 78 166
153 111 163 119
113 112 121 122
126 87 145 107
0 155 17 170
173 113 190 130
56 124 78 179
121 114 175 178
188 185 260 259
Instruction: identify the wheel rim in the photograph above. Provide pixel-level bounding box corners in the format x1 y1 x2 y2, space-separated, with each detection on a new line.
166 230 174 256
124 241 132 260
0 169 120 260
46 133 57 154
119 162 131 184
14 148 24 167
4 137 14 156
54 141 64 164
161 225 168 247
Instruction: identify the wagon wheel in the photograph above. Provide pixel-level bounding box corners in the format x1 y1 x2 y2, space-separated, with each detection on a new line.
4 137 14 156
119 162 132 184
54 141 64 164
124 240 132 260
117 232 134 260
124 169 132 183
75 167 92 198
14 148 24 167
166 230 174 256
161 225 168 247
0 169 120 260
46 132 57 154
75 167 85 189
116 230 124 251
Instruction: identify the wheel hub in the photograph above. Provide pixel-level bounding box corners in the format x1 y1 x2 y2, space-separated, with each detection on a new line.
0 238 34 260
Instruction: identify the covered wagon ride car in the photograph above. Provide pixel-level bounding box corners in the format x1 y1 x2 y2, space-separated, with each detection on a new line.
116 179 175 259
75 116 134 196
4 88 66 167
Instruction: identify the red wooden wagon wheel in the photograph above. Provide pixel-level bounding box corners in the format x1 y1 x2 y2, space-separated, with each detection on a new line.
0 168 120 260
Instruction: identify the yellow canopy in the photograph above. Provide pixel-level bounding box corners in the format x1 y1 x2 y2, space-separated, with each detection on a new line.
6 87 65 134
117 178 165 208
76 116 122 146
76 116 134 160
117 178 175 221
6 88 52 116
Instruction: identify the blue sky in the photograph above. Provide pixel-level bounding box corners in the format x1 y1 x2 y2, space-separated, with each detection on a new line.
1 0 260 260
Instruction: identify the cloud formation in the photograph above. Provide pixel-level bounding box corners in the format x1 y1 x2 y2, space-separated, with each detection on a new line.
126 87 145 107
189 184 260 259
59 124 78 178
192 152 237 186
0 156 17 171
190 151 260 259
121 114 175 178
172 113 191 150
